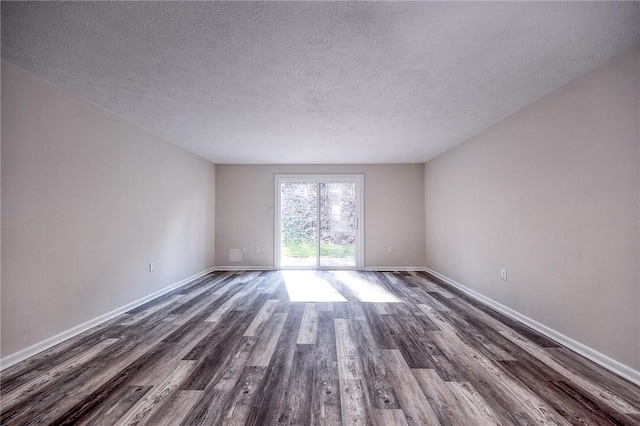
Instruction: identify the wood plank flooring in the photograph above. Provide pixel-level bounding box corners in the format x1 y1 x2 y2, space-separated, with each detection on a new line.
1 270 639 425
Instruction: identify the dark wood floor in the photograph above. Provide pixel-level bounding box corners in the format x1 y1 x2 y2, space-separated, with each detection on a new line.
1 270 639 425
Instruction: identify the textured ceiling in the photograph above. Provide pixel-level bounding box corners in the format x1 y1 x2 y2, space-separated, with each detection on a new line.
2 2 640 164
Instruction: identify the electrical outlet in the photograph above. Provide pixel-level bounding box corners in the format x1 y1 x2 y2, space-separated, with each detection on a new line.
241 247 247 254
388 246 394 254
149 262 155 272
500 269 507 281
255 246 260 253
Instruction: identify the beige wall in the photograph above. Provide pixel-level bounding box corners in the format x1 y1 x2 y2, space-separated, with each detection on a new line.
216 164 425 268
424 46 639 370
1 61 216 358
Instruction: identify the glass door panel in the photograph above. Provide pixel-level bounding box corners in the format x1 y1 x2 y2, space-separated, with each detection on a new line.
280 182 318 268
277 174 362 270
319 183 356 268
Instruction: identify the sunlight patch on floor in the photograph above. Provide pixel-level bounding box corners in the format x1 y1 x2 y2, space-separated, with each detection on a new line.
282 270 348 302
331 271 402 303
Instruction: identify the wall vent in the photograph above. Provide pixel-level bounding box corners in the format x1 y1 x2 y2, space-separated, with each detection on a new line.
229 249 242 263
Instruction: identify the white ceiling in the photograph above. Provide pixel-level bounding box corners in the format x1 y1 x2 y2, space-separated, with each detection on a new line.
2 2 639 164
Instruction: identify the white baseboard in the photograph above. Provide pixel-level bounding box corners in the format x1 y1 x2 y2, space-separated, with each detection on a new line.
424 268 640 386
215 266 275 271
215 266 426 272
363 266 427 272
0 266 217 371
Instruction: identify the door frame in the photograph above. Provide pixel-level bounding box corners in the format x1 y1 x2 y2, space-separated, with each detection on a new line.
274 174 364 270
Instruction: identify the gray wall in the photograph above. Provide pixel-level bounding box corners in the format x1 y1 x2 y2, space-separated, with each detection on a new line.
1 61 216 358
216 164 425 269
424 46 639 370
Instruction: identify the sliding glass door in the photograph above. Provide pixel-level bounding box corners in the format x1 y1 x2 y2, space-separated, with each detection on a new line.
276 175 363 269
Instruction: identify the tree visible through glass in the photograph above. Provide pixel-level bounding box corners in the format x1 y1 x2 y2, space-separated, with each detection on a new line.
280 182 356 268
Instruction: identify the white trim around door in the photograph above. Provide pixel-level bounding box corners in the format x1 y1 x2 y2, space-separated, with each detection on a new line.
274 174 364 270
